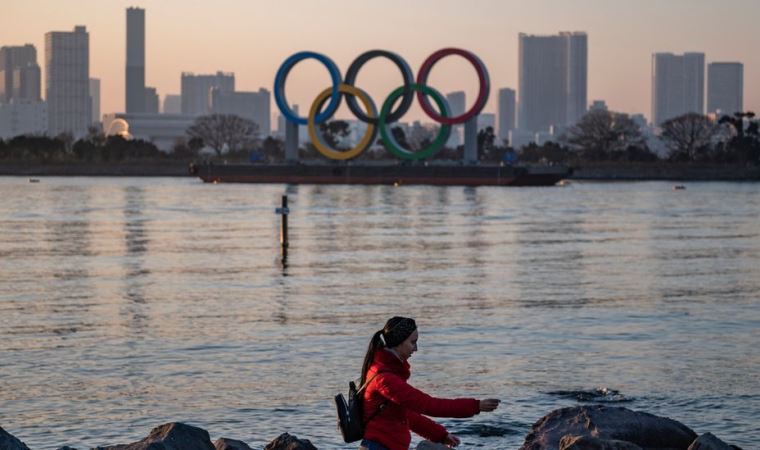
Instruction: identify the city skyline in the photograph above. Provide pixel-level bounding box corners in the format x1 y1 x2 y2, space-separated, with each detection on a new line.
2 0 759 124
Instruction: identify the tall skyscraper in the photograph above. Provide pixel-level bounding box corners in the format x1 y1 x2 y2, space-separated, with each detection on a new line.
181 71 235 115
497 88 516 142
46 26 90 137
707 62 743 116
651 52 705 126
89 78 100 124
126 7 146 113
518 32 587 133
211 88 271 135
0 44 41 103
446 91 465 147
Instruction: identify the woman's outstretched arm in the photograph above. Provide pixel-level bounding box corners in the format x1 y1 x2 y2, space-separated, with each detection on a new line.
374 372 481 418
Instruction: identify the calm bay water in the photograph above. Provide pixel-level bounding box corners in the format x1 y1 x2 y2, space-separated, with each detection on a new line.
1 177 758 449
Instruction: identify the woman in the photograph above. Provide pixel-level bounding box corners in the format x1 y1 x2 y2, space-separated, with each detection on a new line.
359 316 500 450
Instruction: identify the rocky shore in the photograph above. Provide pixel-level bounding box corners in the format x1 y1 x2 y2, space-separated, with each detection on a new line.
0 406 743 450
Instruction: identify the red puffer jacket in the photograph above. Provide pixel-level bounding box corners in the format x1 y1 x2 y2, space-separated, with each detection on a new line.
362 349 481 450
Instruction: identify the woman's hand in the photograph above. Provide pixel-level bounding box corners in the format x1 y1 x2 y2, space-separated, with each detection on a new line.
443 433 461 447
479 398 500 412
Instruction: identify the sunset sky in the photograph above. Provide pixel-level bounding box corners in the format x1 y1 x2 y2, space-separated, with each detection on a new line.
2 0 758 123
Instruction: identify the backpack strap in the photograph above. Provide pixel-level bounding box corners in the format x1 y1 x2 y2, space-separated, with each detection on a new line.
359 369 390 425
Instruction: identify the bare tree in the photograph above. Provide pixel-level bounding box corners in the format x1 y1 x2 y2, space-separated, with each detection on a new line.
318 120 351 148
659 113 717 161
564 109 645 160
186 114 259 157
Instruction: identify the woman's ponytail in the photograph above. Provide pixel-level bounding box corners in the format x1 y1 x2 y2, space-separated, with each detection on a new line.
360 329 384 386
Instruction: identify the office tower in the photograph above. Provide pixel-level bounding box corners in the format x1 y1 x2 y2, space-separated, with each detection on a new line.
446 91 465 147
126 7 146 113
497 88 516 142
707 62 743 115
518 32 588 133
564 32 588 126
211 88 271 135
651 52 705 126
90 78 100 124
181 71 234 115
46 26 90 137
0 44 41 103
145 87 159 113
163 94 181 114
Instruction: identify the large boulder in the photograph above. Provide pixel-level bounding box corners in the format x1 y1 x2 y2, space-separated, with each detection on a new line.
0 427 32 450
214 438 253 450
559 435 643 450
416 441 449 450
520 406 697 450
686 433 739 450
93 422 215 450
263 433 317 450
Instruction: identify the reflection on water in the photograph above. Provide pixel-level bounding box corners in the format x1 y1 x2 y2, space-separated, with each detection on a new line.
0 178 759 449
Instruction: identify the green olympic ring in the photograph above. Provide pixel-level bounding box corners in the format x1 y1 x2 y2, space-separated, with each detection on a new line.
378 84 452 160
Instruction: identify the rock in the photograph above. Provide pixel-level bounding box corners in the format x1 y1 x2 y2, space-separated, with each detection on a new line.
0 426 32 450
519 406 697 450
263 433 317 450
93 422 215 450
415 441 449 450
559 435 643 450
55 447 79 450
214 438 253 450
687 433 738 450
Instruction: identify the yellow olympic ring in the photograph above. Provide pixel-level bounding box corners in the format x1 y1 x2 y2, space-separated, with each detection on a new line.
308 83 377 161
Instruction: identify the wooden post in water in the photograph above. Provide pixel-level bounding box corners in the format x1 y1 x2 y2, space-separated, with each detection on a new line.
278 195 289 248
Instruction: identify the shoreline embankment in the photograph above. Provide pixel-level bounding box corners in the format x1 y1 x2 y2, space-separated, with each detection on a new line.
1 161 759 181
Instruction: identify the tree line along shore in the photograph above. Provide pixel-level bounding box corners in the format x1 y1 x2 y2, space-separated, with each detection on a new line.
0 110 758 180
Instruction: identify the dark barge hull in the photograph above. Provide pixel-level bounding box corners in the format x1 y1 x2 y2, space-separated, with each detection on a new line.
194 164 572 187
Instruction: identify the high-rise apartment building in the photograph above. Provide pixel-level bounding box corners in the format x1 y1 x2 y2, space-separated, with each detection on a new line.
518 32 587 133
445 91 465 147
181 72 235 115
89 78 100 124
46 26 90 137
497 88 516 142
211 88 271 136
0 44 41 103
651 52 705 126
707 62 743 116
126 7 146 113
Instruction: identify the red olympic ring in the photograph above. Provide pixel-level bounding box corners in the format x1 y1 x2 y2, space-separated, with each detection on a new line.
415 48 491 126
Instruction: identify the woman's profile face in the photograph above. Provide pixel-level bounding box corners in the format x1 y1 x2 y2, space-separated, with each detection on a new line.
394 329 418 360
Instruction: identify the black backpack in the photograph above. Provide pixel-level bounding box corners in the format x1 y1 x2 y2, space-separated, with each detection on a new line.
334 372 388 443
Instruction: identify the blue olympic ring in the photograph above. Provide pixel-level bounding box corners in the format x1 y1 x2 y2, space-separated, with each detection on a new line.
274 51 343 126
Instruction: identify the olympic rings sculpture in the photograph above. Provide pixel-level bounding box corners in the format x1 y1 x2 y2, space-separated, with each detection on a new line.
273 48 490 161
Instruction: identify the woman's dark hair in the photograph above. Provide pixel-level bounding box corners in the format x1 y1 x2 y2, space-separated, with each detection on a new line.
360 316 417 385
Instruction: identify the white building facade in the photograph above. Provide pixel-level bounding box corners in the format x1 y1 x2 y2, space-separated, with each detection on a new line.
518 32 587 133
46 26 90 137
0 101 48 138
651 52 705 126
